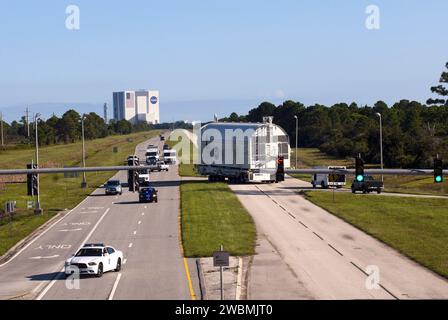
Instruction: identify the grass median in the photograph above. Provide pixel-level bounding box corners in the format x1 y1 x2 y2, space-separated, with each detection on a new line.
305 191 448 278
0 131 159 256
181 181 256 257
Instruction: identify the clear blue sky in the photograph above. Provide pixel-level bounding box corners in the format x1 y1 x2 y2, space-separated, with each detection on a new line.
0 0 447 120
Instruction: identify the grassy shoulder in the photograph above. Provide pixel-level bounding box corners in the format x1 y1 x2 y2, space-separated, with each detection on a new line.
290 148 447 195
304 191 448 278
180 181 256 257
0 131 160 256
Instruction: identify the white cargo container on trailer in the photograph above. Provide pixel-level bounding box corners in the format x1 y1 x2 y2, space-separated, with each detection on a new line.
197 117 290 183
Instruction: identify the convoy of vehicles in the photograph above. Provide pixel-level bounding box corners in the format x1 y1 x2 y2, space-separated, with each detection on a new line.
105 180 122 195
311 166 347 189
351 175 384 194
65 243 123 277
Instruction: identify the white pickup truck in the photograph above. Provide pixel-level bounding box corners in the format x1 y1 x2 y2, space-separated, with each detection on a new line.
150 160 169 172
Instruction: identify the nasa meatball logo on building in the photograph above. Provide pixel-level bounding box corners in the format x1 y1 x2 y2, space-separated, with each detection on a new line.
150 96 158 104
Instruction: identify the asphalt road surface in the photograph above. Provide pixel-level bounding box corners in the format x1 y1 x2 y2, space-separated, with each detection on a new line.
230 175 448 299
0 135 197 300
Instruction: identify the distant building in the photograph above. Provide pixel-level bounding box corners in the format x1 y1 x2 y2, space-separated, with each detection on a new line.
113 90 159 124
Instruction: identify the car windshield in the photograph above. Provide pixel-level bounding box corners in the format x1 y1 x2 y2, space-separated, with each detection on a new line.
75 248 103 257
107 180 120 186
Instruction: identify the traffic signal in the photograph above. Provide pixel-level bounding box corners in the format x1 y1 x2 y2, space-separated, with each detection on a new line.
434 158 443 183
127 158 140 192
355 157 364 182
27 164 38 196
276 156 285 182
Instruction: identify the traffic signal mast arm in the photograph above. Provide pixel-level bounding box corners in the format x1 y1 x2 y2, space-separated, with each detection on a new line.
3 166 446 176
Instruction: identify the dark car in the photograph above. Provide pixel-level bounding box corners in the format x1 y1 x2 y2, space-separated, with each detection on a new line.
160 135 165 141
105 180 122 195
139 187 158 203
351 175 383 194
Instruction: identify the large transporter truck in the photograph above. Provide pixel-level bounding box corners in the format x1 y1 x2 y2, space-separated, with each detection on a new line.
196 117 290 183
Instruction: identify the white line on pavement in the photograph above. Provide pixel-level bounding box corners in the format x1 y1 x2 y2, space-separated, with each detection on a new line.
138 221 142 225
141 212 145 216
36 208 111 300
58 228 82 232
123 259 127 265
133 231 137 235
129 243 133 248
108 273 122 300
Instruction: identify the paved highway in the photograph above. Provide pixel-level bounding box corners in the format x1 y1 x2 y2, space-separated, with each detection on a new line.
0 135 197 300
230 175 448 299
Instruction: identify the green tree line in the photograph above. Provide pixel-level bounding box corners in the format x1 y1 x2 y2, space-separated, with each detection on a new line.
221 62 448 168
221 99 448 168
0 109 168 149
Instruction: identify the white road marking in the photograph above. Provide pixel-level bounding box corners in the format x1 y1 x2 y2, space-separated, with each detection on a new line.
87 207 104 210
123 259 127 265
32 282 45 294
128 243 133 248
58 228 82 232
36 208 111 300
108 273 122 300
133 231 137 235
144 206 147 209
29 255 59 260
138 221 142 225
141 212 145 216
79 211 98 214
0 192 93 268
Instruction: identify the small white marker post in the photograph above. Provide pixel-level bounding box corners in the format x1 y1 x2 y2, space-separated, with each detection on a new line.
213 244 229 300
220 245 224 300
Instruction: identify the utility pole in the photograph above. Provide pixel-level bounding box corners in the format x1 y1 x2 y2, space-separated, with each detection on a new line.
294 115 298 168
376 113 384 183
26 107 30 138
81 115 87 188
0 112 4 147
34 113 42 214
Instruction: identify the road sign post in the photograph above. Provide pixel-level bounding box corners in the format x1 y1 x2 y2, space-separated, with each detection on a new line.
213 245 229 300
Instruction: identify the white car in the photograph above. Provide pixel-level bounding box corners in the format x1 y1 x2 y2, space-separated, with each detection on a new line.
157 161 169 171
65 243 123 277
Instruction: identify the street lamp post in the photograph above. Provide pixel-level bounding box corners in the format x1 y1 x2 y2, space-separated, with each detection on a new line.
81 115 87 188
0 112 4 146
376 112 384 183
34 113 42 214
294 115 298 168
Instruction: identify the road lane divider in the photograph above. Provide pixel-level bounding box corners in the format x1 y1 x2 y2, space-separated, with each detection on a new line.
128 243 133 248
29 255 60 260
36 208 111 300
108 273 122 300
58 228 82 232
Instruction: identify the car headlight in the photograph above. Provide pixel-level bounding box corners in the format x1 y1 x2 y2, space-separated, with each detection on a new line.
88 262 97 266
